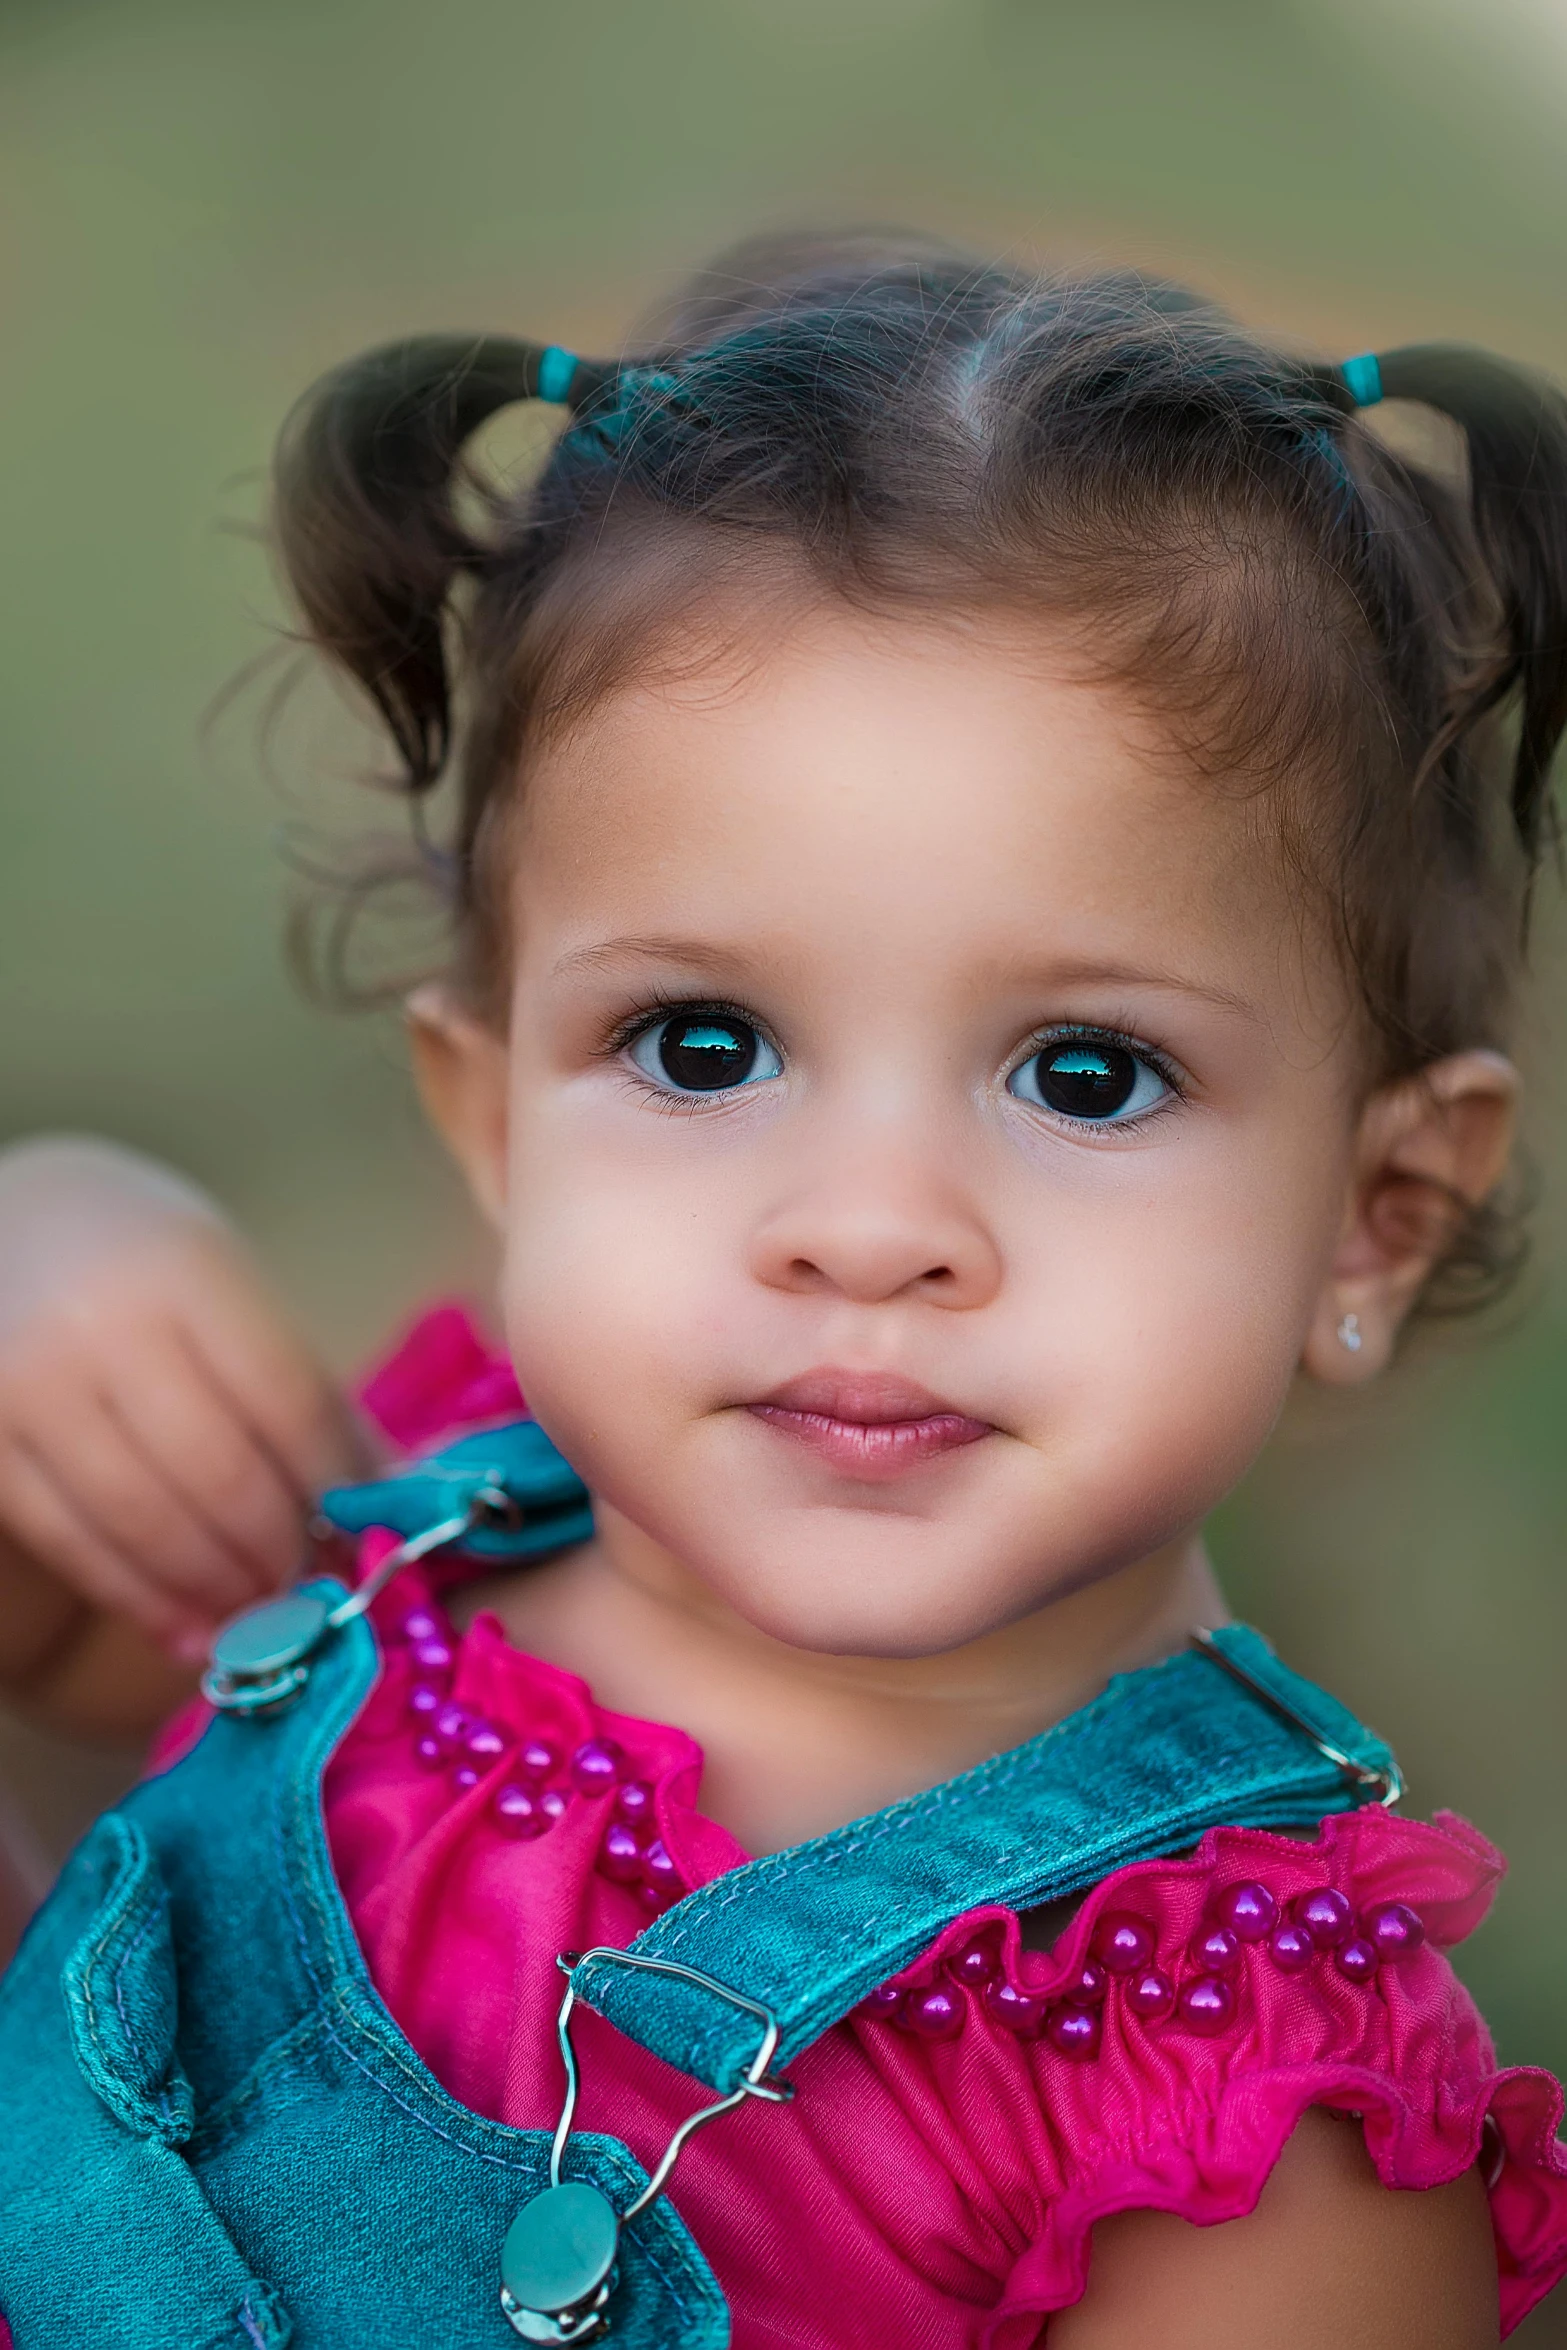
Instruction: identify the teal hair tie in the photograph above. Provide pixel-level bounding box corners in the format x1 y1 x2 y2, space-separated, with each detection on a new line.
1340 352 1383 408
537 345 578 405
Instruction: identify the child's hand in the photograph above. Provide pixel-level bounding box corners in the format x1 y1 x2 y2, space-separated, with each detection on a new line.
0 1139 371 1688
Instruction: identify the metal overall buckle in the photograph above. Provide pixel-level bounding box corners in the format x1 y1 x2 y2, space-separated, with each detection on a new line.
499 1950 793 2344
200 1485 517 1718
1189 1628 1403 1807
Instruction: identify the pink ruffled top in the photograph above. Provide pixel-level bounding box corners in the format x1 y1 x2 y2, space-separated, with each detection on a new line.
183 1308 1567 2338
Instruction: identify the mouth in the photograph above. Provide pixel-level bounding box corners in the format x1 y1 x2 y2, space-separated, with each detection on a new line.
747 1369 994 1480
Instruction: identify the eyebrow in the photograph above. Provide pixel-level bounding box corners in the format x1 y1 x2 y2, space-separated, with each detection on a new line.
1002 956 1261 1021
551 936 762 982
553 935 1260 1019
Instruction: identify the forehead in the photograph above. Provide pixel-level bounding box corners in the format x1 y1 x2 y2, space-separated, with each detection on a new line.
512 605 1305 999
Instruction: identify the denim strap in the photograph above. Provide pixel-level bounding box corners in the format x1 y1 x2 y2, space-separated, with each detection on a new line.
577 1625 1396 2091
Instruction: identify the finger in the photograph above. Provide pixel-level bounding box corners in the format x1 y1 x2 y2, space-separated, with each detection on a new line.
174 1262 369 1498
15 1394 266 1624
0 1439 207 1651
98 1329 314 1593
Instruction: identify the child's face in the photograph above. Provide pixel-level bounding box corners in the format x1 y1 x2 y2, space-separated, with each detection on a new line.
443 608 1389 1656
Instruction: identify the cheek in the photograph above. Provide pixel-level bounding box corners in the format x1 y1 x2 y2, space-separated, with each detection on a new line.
1035 1120 1347 1474
497 1103 751 1441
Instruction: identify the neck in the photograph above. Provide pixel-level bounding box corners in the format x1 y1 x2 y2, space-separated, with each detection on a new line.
460 1514 1228 1856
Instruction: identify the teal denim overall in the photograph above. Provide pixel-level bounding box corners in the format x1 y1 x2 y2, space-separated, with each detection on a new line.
0 1425 1399 2348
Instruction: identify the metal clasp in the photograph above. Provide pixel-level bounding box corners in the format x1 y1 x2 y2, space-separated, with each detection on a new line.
498 1950 793 2343
200 1493 502 1718
1189 1628 1403 1807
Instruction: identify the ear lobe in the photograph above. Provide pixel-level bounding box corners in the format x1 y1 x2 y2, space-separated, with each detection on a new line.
1302 1050 1518 1386
405 985 511 1230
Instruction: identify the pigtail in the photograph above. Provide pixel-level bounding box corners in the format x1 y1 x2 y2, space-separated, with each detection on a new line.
1351 344 1567 860
272 335 611 792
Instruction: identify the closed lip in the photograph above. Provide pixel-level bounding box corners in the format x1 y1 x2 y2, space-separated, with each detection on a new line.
752 1368 968 1423
746 1368 993 1479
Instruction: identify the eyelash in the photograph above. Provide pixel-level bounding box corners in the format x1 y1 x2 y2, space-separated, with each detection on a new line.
1005 1024 1187 1134
603 1001 1187 1126
606 995 780 1112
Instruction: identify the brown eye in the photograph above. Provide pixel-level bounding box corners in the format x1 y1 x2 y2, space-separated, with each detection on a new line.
1008 1039 1167 1123
629 1014 782 1094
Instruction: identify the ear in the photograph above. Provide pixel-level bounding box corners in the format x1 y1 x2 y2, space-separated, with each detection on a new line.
1302 1050 1518 1384
405 986 511 1231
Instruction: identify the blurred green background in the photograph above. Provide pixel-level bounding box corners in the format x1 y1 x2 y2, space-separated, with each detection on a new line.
1 0 1564 2327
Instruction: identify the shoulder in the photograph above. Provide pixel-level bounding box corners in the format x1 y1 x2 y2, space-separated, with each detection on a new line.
1049 2104 1499 2349
876 1809 1567 2339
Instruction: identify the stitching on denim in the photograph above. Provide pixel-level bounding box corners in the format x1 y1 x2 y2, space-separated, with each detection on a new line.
262 1626 552 2170
187 2014 332 2157
316 2011 538 2173
650 1662 1198 1943
642 1638 1382 1968
674 1771 1332 2076
667 1729 1287 1941
74 1820 169 2117
109 1887 170 2088
624 2216 701 2329
617 1685 1339 2076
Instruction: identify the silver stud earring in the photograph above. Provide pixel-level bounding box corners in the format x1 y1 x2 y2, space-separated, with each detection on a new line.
1337 1312 1363 1353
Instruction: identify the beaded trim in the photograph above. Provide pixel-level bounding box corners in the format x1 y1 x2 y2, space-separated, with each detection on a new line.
861 1876 1426 2054
388 1600 683 1915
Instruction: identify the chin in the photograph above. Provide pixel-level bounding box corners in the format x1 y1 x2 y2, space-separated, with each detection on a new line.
710 1556 1036 1661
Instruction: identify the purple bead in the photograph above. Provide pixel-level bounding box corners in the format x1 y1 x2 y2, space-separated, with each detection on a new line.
462 1721 508 1767
406 1681 444 1722
492 1783 549 1839
1176 1974 1235 2035
983 1979 1045 2036
1092 1911 1157 1977
947 1939 999 1988
598 1822 646 1885
451 1763 481 1793
537 1789 568 1827
414 1733 445 1771
1190 1925 1242 1975
517 1740 558 1782
903 1985 964 2040
1293 1888 1354 1949
1045 2002 1103 2060
643 1838 682 1899
410 1637 455 1679
614 1780 655 1829
1363 1901 1426 1962
570 1738 625 1797
1126 1966 1176 2022
432 1701 471 1754
637 1880 666 1911
859 1983 906 2023
1060 1958 1109 2007
398 1607 443 1647
1268 1921 1315 1975
1212 1881 1278 1944
1334 1935 1379 1986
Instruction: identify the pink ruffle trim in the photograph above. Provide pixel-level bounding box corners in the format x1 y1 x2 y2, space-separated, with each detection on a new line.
148 1304 1567 2336
879 1810 1567 2340
357 1298 521 1451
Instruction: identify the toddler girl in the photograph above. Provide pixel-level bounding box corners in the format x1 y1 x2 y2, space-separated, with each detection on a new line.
2 240 1566 2346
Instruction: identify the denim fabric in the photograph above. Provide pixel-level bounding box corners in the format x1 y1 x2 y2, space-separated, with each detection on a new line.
0 1589 725 2350
584 1624 1393 2087
0 1591 1392 2348
320 1418 593 1564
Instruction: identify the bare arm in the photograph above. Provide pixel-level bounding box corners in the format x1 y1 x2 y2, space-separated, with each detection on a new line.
1048 2106 1498 2349
0 1137 370 1739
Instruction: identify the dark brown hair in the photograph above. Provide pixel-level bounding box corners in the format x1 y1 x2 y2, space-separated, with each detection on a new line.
272 234 1567 1310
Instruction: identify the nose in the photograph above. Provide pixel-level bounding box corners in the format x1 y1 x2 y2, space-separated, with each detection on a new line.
748 1155 1003 1310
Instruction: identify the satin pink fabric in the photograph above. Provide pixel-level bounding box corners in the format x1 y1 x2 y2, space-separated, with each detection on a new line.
160 1306 1567 2340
